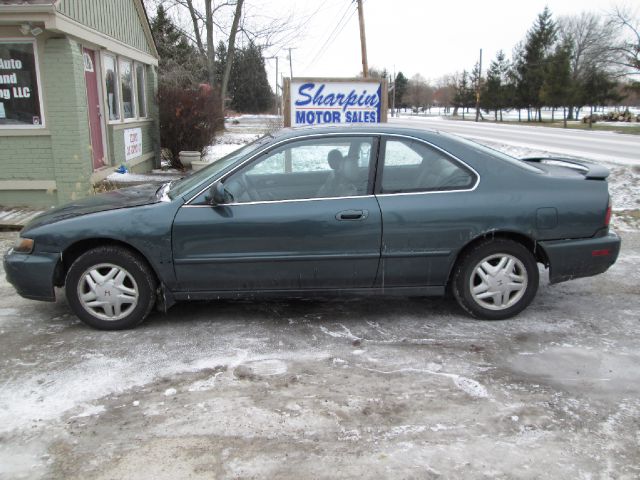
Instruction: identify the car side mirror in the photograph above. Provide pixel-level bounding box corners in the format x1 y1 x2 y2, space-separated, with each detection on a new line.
208 181 226 205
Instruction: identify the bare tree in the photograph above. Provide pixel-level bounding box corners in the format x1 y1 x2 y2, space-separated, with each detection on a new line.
220 0 243 111
433 75 456 113
146 0 302 112
184 0 205 53
558 12 616 78
404 74 433 112
608 5 640 73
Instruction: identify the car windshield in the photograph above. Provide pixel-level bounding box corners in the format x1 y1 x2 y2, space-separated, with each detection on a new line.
167 134 274 199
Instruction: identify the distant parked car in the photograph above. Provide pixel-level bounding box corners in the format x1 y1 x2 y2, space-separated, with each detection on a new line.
4 126 620 329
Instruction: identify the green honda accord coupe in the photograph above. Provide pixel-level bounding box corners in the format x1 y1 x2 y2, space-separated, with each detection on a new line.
4 125 620 329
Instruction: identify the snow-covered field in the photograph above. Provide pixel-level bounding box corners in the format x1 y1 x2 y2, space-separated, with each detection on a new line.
396 106 640 122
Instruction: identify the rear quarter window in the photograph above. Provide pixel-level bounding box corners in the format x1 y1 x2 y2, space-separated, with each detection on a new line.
380 138 477 193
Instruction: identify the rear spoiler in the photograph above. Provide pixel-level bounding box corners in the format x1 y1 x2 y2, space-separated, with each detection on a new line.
521 157 610 180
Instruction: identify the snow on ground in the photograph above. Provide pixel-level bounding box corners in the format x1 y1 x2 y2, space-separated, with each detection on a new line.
202 132 260 163
1 229 639 479
397 106 640 122
105 172 180 183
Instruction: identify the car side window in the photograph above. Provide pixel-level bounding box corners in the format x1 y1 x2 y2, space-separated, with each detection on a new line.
380 138 476 194
222 136 375 203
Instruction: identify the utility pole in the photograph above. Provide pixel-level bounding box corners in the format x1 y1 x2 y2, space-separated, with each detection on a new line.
357 0 369 77
275 57 279 115
287 47 296 79
266 56 279 115
475 48 483 122
391 66 396 117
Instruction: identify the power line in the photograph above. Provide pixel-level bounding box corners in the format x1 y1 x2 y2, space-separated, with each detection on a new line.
303 2 357 73
268 1 328 58
302 0 352 59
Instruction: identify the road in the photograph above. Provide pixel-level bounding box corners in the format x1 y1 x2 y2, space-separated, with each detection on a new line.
390 116 640 166
1 230 639 479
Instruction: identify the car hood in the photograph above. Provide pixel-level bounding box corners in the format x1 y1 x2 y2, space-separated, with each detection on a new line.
23 183 162 232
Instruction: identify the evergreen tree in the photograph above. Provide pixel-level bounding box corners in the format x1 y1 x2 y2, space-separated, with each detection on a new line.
215 40 227 86
517 7 557 121
581 68 621 112
150 5 207 87
540 40 572 121
482 50 510 121
470 61 482 116
394 72 409 108
453 70 473 118
229 41 273 112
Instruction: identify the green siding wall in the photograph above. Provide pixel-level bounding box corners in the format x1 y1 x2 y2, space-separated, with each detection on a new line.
57 0 152 54
0 136 54 180
108 122 156 167
0 36 93 207
0 136 58 207
146 65 160 165
43 37 93 203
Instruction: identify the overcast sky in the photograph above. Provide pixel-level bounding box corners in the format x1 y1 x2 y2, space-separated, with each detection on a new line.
258 0 626 90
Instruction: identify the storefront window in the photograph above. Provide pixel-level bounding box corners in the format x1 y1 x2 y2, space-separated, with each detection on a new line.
135 63 146 118
0 41 43 127
103 53 150 123
119 58 134 119
103 54 119 121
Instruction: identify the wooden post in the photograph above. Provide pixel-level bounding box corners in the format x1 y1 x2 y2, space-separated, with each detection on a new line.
475 48 482 122
275 57 279 115
357 0 368 78
283 78 291 127
380 79 388 122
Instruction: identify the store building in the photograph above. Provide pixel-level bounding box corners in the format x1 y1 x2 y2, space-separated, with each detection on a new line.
0 0 159 207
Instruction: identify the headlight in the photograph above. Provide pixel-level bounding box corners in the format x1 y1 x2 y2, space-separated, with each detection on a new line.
13 237 34 254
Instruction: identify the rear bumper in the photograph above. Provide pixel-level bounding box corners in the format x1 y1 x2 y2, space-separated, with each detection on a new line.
539 232 621 284
3 249 59 301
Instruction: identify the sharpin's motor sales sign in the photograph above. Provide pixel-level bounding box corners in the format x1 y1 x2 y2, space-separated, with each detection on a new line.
285 78 387 127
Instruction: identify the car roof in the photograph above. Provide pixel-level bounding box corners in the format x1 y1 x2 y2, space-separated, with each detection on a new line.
272 124 444 142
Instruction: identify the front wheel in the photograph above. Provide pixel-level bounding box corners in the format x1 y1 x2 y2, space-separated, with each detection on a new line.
452 239 539 320
65 246 156 330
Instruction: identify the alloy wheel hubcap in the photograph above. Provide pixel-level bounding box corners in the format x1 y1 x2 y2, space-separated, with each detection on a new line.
77 263 139 321
470 254 528 311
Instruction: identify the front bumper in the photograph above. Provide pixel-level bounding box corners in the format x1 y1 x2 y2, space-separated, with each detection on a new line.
538 232 621 284
3 249 60 301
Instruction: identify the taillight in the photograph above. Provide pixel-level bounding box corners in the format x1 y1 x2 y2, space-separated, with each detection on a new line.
604 198 612 227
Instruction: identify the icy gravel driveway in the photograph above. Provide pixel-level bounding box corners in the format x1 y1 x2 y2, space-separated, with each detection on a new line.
1 231 639 479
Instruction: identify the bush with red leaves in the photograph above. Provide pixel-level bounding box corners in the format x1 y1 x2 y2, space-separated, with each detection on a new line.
158 83 223 168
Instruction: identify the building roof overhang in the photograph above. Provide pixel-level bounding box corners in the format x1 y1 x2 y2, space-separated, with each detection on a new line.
0 0 158 65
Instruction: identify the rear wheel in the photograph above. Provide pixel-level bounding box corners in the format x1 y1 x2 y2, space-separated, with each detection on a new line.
452 239 539 320
65 246 156 330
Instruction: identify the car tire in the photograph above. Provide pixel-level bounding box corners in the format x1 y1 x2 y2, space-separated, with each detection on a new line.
65 246 156 330
452 239 539 320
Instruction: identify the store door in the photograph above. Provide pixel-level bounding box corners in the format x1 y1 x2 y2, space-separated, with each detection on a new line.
83 48 105 170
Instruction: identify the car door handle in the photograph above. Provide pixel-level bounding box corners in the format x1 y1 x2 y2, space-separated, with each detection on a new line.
336 209 368 221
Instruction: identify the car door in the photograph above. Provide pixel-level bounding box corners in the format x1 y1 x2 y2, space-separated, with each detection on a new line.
171 135 382 292
374 136 479 287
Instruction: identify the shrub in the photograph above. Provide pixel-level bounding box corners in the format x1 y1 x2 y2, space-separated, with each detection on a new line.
157 83 223 168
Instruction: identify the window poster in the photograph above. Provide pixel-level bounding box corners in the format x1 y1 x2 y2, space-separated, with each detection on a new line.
0 41 42 127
